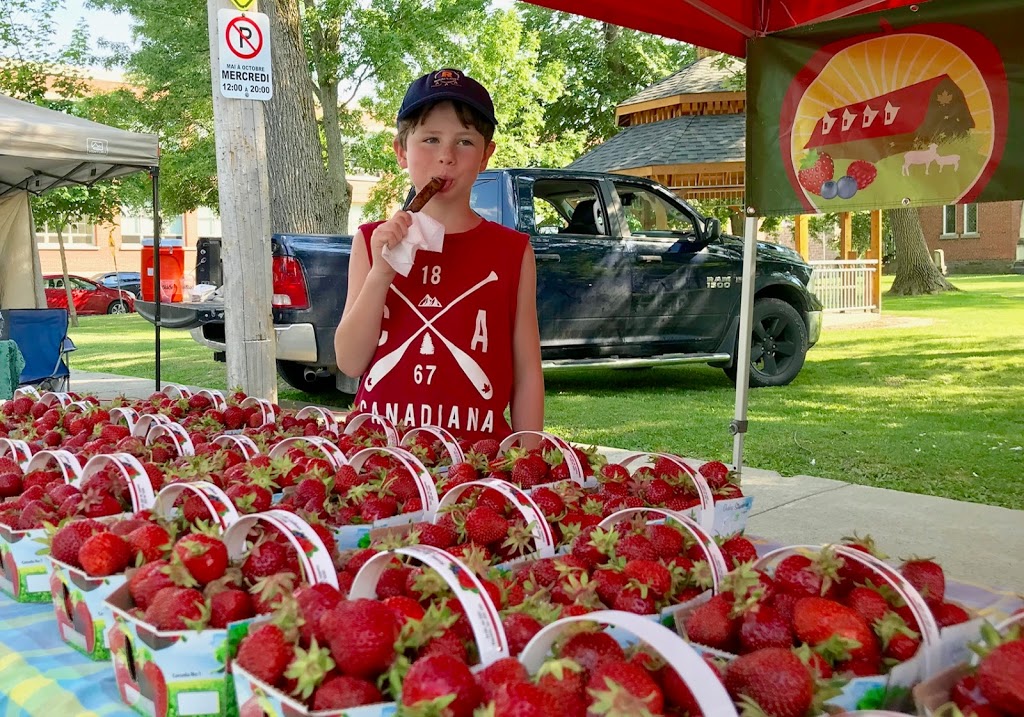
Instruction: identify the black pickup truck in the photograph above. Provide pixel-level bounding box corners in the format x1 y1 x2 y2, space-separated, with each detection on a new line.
140 168 822 394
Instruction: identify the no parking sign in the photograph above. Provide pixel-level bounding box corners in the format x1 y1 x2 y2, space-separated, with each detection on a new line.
217 9 273 101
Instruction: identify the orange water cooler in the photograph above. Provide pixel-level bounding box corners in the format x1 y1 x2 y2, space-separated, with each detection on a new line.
141 237 185 302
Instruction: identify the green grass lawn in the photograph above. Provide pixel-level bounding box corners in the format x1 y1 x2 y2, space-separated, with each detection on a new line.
67 275 1024 509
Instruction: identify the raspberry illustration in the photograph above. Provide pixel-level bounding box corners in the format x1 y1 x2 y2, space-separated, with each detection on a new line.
848 160 878 190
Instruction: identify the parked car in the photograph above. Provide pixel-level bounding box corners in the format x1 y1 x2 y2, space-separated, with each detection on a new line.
92 271 143 298
138 168 822 393
44 274 135 315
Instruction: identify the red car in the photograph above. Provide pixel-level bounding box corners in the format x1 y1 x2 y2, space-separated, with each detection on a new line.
43 274 136 315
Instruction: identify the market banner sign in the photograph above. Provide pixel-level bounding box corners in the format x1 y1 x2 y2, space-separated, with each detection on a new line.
746 0 1024 216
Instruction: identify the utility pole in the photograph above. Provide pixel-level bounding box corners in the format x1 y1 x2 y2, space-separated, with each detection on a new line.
206 0 277 401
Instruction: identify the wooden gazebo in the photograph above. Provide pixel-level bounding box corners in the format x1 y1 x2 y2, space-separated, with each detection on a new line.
569 55 883 312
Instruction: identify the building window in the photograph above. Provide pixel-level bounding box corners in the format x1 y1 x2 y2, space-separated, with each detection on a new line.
36 221 96 247
196 207 222 238
119 207 150 246
963 203 978 235
942 205 957 235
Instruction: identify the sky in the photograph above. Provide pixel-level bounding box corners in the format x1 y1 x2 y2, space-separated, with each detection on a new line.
54 0 136 66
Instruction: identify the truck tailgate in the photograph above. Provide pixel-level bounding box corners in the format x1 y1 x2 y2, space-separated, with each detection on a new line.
136 300 225 330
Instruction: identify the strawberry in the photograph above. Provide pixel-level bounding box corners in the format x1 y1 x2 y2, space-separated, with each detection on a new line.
127 524 171 564
724 647 813 717
464 506 509 546
143 586 206 630
699 460 731 489
739 604 793 652
848 160 877 189
792 597 879 663
129 560 177 610
320 599 399 680
845 585 890 625
469 438 500 460
932 601 971 628
976 639 1024 715
559 630 625 672
490 680 556 716
587 659 664 714
416 522 457 549
295 583 344 646
900 558 945 606
682 594 738 651
79 532 132 576
313 675 382 710
209 589 253 628
797 150 834 195
476 657 529 702
646 523 683 560
236 623 294 686
501 612 543 656
241 540 293 584
775 553 841 599
0 472 22 499
720 536 761 569
51 519 106 568
615 534 658 562
400 653 481 717
510 453 549 488
225 483 272 514
173 534 228 586
623 560 671 599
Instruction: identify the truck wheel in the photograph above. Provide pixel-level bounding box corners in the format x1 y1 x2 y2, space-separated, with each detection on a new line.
276 361 338 394
723 298 808 388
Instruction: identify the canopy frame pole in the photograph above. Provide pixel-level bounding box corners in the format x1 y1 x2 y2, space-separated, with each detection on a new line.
731 214 759 476
151 166 162 390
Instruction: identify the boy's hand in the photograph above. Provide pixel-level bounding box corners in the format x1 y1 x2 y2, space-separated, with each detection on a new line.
368 210 412 279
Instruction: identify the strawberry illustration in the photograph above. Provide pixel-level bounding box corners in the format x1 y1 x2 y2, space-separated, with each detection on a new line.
74 600 95 653
143 660 168 717
848 159 878 189
3 550 19 598
797 150 834 195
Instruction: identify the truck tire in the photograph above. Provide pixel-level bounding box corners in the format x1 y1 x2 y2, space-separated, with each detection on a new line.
723 298 808 388
276 361 338 394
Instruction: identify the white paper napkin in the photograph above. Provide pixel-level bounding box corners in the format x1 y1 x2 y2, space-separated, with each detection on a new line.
381 212 445 277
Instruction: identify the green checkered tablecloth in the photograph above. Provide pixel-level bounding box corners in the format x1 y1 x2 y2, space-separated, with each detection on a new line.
0 340 25 400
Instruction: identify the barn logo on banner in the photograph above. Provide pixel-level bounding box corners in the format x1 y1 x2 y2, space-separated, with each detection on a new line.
745 0 1021 216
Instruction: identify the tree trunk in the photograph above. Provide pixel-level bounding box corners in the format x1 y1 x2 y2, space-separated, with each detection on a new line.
303 2 351 230
730 212 744 235
261 0 345 234
56 228 79 328
886 207 957 295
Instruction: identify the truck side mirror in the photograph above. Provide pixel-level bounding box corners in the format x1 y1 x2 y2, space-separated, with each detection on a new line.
705 217 722 240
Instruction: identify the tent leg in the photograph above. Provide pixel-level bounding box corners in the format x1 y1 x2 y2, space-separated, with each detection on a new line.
731 215 759 477
151 167 162 391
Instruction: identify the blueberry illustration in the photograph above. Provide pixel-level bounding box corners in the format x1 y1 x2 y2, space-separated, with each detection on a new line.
820 180 838 200
837 175 858 199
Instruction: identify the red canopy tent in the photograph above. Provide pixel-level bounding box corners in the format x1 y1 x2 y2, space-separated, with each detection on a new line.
522 0 923 57
517 0 1010 474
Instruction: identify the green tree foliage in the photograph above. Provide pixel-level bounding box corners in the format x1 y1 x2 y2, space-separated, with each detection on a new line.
520 7 695 146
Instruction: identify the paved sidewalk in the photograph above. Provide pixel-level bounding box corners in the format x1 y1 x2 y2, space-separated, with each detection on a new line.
64 369 1024 593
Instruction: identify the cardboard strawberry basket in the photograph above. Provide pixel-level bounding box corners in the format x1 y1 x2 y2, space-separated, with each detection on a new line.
334 445 441 550
595 506 730 624
401 424 466 470
676 544 949 713
104 509 336 717
0 447 108 603
435 476 558 569
499 429 590 489
519 608 740 716
232 543 510 717
48 454 165 659
912 611 1023 717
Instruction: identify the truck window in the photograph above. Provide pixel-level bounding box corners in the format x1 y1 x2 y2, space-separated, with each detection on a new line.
470 178 500 222
531 180 607 236
615 183 695 240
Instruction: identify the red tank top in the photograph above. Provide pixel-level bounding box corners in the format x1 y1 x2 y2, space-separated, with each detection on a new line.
353 218 529 443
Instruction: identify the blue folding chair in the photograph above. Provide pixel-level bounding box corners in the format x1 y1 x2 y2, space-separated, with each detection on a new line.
0 309 77 392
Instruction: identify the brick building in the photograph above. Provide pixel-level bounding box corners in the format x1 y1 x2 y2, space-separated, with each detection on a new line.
30 67 383 284
918 202 1024 274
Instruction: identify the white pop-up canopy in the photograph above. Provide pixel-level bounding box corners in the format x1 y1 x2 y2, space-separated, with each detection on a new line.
0 93 159 309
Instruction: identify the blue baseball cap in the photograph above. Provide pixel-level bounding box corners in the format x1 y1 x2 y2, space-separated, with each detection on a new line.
397 68 497 127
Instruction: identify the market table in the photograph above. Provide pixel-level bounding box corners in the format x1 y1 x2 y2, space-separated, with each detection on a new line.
0 545 1021 716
